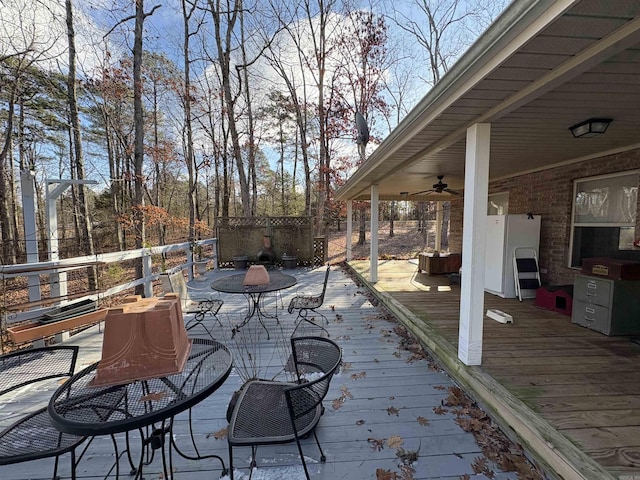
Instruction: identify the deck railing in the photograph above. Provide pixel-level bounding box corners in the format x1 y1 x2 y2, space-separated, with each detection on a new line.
1 238 218 325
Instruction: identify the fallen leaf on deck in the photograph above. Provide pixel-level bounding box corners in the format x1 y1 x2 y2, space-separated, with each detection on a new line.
387 406 400 416
332 385 353 410
471 456 494 478
375 468 398 480
445 386 468 407
387 435 403 448
396 447 419 465
399 464 416 480
340 385 353 399
368 438 385 451
433 385 446 391
416 416 429 426
351 371 366 380
433 406 448 415
356 419 366 425
456 417 484 433
207 426 227 440
428 361 442 372
472 456 488 474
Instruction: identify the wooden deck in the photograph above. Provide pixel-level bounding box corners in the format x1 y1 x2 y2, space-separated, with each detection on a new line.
349 259 640 480
1 266 544 480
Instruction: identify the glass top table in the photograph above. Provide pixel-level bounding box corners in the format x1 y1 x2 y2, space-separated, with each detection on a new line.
48 338 233 478
210 271 297 338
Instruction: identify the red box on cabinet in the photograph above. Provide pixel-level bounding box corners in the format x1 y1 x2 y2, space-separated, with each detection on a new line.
581 257 640 281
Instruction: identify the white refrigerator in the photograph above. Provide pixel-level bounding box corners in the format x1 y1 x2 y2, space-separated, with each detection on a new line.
485 214 541 298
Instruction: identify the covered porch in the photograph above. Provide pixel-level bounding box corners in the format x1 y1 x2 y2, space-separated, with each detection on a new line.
349 259 640 480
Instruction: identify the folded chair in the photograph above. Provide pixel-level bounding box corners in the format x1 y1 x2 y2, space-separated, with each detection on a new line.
0 346 87 480
227 336 342 479
160 270 223 339
287 265 330 336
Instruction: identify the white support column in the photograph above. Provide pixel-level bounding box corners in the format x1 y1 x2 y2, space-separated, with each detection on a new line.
20 170 41 303
46 179 97 301
47 182 67 300
458 123 491 366
370 185 379 282
346 200 353 262
143 252 153 297
435 200 443 252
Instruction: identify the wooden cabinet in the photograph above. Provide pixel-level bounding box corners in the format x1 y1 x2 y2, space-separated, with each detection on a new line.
571 274 640 335
418 254 461 275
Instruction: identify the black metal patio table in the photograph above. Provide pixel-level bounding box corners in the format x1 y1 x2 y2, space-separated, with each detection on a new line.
47 338 233 479
210 271 297 338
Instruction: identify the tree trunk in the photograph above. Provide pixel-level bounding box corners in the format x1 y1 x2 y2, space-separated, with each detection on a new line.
358 208 366 245
0 87 17 265
67 0 97 289
389 201 395 237
182 0 197 274
239 12 257 217
210 0 251 217
133 0 148 295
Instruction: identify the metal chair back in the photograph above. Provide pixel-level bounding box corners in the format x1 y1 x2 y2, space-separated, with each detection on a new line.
286 336 342 419
227 336 341 480
318 264 331 304
0 345 79 396
0 346 86 477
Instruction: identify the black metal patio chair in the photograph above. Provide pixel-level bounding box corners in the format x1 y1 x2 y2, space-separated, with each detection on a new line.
287 264 331 336
227 336 342 479
160 270 223 339
0 346 87 480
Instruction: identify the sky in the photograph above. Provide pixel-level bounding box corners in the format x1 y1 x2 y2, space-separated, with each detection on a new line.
1 0 511 183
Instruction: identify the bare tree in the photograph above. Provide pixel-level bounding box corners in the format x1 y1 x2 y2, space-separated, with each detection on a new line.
387 0 507 85
131 0 161 293
262 9 313 215
181 0 200 266
205 0 251 217
66 0 97 289
0 2 60 264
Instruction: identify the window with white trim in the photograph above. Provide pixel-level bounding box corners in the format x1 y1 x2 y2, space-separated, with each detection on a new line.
569 170 639 268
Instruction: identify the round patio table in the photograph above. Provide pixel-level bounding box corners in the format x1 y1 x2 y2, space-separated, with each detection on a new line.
48 338 233 479
210 271 297 338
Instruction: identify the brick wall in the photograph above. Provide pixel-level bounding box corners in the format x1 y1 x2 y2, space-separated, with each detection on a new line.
448 148 640 286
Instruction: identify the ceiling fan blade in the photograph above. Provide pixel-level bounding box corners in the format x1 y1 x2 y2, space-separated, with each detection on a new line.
444 188 460 195
410 189 435 195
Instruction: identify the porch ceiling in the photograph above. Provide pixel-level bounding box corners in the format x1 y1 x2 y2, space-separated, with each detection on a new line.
336 0 640 201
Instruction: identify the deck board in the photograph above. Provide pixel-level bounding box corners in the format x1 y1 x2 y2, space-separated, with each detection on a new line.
2 266 539 480
350 259 640 478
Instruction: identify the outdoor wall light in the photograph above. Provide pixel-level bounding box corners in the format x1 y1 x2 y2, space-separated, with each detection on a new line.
569 118 612 138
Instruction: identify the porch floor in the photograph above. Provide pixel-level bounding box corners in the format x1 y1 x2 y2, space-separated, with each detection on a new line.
1 265 542 480
349 259 640 480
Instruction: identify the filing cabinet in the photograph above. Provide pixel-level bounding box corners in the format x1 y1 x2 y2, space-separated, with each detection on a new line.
571 274 640 335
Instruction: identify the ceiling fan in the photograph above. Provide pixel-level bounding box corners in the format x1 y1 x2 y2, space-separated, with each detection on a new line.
411 175 460 196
